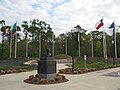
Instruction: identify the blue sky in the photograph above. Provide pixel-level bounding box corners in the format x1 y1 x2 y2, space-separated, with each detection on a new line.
0 0 120 40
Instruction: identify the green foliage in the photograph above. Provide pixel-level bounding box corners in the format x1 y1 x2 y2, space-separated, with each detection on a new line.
0 60 37 71
75 57 110 69
54 54 72 60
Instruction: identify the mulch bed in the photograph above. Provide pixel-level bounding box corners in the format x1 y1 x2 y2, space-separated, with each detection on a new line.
24 74 68 85
58 68 98 74
0 69 27 75
58 65 120 74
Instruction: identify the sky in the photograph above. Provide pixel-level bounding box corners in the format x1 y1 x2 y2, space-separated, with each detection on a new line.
0 0 120 38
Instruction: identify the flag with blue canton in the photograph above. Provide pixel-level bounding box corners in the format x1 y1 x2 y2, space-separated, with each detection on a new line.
109 22 115 30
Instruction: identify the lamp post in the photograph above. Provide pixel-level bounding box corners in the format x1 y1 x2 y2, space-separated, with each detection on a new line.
112 40 115 65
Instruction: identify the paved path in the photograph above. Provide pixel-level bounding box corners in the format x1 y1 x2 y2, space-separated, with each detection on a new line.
0 63 120 90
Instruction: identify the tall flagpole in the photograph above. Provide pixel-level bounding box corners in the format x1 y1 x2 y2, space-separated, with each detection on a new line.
91 32 94 57
112 25 115 65
103 26 107 64
104 31 107 65
78 31 80 57
25 31 28 57
103 27 105 58
39 30 41 58
14 22 17 58
1 34 4 59
100 17 106 59
52 34 55 56
114 26 117 58
15 30 17 58
65 31 67 55
10 28 12 58
109 22 116 65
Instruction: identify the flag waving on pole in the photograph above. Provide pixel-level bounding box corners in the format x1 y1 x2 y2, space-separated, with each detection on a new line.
95 19 104 30
109 22 117 59
13 22 17 58
12 22 17 32
3 27 11 35
12 22 17 38
109 22 115 30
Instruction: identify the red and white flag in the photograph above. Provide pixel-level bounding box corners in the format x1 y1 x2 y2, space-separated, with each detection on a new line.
3 27 11 35
95 19 104 30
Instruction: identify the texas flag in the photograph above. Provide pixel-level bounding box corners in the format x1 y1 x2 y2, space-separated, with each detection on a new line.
95 19 104 30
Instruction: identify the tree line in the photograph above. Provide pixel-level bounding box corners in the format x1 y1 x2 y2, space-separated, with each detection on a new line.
0 19 120 59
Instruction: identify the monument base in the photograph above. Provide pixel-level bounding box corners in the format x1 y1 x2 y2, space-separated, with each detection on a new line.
37 57 56 79
37 73 56 80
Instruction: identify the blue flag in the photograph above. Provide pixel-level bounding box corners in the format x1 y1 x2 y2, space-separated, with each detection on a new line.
109 22 115 30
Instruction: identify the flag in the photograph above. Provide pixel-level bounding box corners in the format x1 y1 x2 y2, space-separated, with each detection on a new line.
109 22 115 29
3 27 11 35
109 22 115 38
13 23 17 30
12 22 17 38
3 29 6 35
95 19 104 30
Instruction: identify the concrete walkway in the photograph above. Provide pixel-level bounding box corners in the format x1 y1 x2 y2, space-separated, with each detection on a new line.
0 63 120 90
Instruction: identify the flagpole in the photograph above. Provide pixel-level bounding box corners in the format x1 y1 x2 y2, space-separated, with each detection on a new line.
104 31 107 65
65 31 67 55
109 22 116 65
91 32 94 57
114 25 117 58
10 29 12 58
112 27 115 65
39 30 41 58
78 31 80 57
15 30 17 58
101 17 106 59
1 34 4 60
25 31 28 57
103 26 107 65
103 26 105 58
52 34 55 56
14 22 17 58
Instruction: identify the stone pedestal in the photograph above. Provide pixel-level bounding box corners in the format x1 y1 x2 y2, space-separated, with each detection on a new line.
37 57 56 79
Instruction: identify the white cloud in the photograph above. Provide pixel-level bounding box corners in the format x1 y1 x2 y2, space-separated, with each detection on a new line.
0 0 120 36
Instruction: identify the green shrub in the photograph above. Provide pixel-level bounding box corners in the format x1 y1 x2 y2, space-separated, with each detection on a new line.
0 60 37 72
54 54 71 60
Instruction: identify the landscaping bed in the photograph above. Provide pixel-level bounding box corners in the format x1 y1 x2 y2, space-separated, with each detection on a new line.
59 65 120 74
0 59 37 75
24 74 68 85
59 57 120 74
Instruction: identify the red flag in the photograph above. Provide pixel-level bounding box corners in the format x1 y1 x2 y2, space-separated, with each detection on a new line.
95 19 104 30
3 30 6 35
3 27 11 35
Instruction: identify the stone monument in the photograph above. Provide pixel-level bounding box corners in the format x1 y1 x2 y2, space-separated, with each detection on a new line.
37 48 56 79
